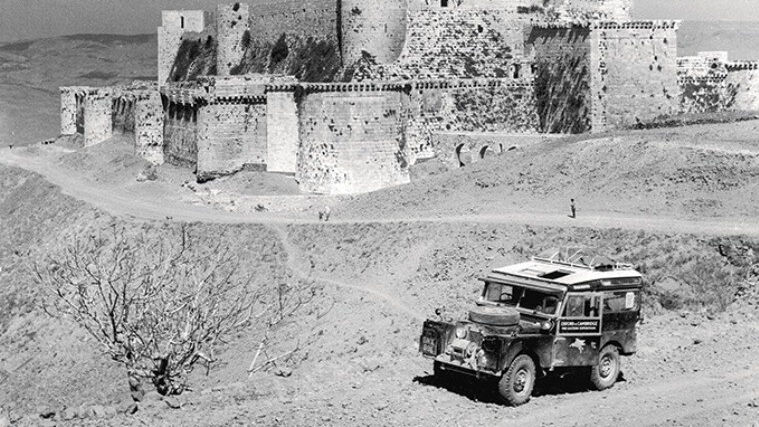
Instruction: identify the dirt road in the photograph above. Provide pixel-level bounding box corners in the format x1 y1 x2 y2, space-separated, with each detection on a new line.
1 147 758 237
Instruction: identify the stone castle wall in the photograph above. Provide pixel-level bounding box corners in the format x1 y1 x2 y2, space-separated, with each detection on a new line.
266 88 299 173
112 98 136 135
341 0 408 65
158 10 207 83
163 93 201 168
678 52 759 114
248 0 339 45
60 88 78 135
216 3 250 76
135 93 165 164
354 8 526 81
83 91 113 147
526 25 593 133
405 80 539 162
589 21 680 131
297 85 411 195
197 99 268 182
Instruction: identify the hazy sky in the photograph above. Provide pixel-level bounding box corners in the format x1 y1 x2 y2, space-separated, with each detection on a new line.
1 0 758 43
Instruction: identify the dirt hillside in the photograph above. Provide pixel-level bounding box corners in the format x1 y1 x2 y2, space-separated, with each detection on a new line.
0 164 757 426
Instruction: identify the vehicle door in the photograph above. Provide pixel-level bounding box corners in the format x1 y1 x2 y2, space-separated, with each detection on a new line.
551 292 603 368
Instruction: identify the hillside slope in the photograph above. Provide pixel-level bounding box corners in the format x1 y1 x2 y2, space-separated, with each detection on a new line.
339 120 759 221
0 163 757 425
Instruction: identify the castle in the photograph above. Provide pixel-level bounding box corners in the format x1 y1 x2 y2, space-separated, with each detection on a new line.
58 0 759 195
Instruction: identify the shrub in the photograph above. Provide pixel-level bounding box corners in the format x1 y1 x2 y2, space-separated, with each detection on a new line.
33 225 279 397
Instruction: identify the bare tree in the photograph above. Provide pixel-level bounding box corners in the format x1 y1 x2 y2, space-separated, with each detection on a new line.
33 224 271 398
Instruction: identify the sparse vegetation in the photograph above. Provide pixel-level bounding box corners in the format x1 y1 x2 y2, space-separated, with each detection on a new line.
32 224 311 398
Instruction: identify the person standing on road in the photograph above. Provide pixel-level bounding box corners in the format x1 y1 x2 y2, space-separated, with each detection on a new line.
570 199 576 219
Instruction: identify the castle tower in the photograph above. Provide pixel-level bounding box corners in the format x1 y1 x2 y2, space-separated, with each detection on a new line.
216 3 251 76
158 10 207 83
340 0 409 66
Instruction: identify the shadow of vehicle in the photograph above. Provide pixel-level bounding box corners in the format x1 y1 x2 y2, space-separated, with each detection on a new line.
413 370 627 404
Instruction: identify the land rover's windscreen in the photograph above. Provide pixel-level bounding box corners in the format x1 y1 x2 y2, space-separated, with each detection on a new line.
482 282 562 315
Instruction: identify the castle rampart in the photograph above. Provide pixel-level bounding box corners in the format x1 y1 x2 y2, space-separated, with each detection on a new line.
341 0 408 65
158 10 208 83
216 3 250 76
297 87 411 195
83 90 113 147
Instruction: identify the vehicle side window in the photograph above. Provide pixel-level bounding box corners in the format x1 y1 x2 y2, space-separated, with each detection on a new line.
563 294 600 317
603 291 639 312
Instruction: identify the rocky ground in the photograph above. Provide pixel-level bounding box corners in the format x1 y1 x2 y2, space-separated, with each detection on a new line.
0 152 758 425
2 26 759 427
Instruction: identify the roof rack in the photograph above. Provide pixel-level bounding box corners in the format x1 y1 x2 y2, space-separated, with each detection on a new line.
532 247 634 271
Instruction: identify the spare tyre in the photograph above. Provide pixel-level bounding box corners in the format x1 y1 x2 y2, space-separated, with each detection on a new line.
469 305 520 326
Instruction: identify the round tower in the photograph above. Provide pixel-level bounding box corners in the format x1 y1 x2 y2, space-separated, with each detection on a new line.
340 0 409 66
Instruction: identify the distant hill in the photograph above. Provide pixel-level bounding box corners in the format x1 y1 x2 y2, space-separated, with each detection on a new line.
0 34 156 146
679 21 759 60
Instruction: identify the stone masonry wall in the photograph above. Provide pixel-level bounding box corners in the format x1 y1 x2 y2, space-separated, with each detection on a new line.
297 86 410 195
83 92 113 147
158 10 207 83
112 98 136 135
526 25 592 133
354 8 525 81
546 0 632 20
217 3 250 76
589 21 680 131
135 93 165 164
163 100 200 168
60 88 78 135
248 0 338 45
266 89 299 173
405 80 539 162
341 0 408 65
196 100 268 182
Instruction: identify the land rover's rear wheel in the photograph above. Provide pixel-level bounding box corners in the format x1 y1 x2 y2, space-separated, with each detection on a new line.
498 354 536 406
590 345 620 390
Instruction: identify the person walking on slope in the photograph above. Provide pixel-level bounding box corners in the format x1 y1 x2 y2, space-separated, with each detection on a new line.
570 199 576 219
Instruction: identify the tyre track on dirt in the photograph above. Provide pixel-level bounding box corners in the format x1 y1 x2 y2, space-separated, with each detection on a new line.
268 224 425 321
3 149 759 237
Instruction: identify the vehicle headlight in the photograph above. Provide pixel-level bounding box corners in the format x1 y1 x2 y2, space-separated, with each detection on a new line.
541 320 553 331
455 326 467 339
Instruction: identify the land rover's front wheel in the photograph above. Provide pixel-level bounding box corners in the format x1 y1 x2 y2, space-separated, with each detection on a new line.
498 354 536 406
590 345 620 390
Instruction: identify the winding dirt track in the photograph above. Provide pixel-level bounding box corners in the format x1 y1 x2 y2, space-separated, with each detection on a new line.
3 148 759 426
1 147 758 237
